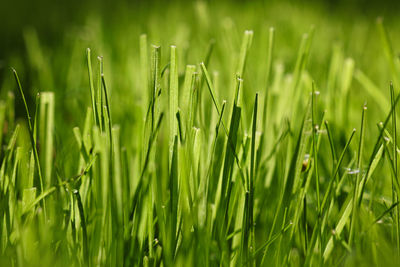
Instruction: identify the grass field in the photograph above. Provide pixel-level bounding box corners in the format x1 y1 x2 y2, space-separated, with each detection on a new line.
1 1 400 266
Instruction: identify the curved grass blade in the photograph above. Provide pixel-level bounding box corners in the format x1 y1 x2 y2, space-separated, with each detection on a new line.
12 69 46 215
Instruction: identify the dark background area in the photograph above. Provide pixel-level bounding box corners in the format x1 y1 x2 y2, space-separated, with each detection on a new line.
1 0 399 62
1 0 398 63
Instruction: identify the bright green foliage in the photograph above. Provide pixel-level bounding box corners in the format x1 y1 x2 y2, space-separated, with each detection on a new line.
1 2 400 266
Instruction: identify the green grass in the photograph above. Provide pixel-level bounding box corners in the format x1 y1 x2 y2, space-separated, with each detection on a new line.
1 1 400 266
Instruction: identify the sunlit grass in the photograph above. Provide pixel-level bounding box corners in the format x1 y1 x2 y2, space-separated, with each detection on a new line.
1 2 400 266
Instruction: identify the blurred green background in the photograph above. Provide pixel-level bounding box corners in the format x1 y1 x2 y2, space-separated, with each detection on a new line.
0 0 399 138
1 0 399 84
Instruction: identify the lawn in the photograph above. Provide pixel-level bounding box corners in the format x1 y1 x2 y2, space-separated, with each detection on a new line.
1 0 400 266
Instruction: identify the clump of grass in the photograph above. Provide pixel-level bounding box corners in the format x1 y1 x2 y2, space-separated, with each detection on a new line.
1 3 400 266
